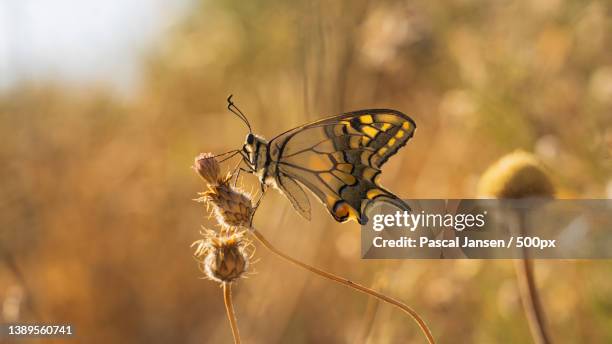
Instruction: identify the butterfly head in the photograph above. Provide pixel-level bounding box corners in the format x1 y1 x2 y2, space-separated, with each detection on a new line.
241 133 268 169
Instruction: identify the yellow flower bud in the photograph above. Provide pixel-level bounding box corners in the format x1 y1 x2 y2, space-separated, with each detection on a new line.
478 150 555 199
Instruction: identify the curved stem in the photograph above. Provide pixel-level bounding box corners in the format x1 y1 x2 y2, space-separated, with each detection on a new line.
357 290 380 343
513 211 552 344
515 259 551 344
223 282 241 344
250 228 435 344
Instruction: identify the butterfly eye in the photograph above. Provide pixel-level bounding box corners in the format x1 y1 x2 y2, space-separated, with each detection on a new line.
246 133 255 144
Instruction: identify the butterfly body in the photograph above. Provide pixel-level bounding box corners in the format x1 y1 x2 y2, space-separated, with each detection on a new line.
241 133 272 182
237 108 416 225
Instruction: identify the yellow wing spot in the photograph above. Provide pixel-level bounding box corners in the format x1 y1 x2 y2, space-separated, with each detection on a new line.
360 151 373 165
370 155 382 167
332 151 347 163
361 126 379 138
402 121 411 130
320 172 337 186
337 163 353 173
347 207 359 221
332 170 356 185
367 188 385 199
362 167 378 181
349 135 362 148
374 114 400 123
387 138 396 147
360 115 374 124
340 121 360 135
395 130 405 139
378 147 388 156
307 155 334 171
326 195 339 207
379 123 393 131
361 136 371 146
333 124 345 136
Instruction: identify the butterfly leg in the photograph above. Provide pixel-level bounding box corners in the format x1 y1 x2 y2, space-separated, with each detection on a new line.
255 183 267 208
249 184 268 227
232 167 251 187
230 153 251 186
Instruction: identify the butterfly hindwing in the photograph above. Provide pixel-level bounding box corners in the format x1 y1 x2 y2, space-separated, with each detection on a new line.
268 109 415 224
276 172 312 220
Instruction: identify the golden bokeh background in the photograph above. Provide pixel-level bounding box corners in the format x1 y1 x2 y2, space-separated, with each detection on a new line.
1 0 611 343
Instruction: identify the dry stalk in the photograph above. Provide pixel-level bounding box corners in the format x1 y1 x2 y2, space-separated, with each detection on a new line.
223 282 241 344
250 228 435 344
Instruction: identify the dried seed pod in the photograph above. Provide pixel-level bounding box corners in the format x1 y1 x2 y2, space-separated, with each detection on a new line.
193 230 250 283
194 153 221 185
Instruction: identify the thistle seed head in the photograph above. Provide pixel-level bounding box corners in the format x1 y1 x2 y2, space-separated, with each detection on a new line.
201 182 255 228
194 153 255 229
193 230 251 283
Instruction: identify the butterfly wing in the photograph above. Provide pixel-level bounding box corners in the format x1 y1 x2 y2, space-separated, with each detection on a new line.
276 172 312 220
268 109 416 224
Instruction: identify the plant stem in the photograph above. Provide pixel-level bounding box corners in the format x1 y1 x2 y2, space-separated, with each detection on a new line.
1 249 42 320
223 282 241 344
250 228 435 344
513 211 552 344
357 290 380 343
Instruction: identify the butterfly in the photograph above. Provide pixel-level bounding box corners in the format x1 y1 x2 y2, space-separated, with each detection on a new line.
219 96 416 224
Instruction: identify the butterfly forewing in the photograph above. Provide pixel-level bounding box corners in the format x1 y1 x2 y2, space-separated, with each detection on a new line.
268 110 415 224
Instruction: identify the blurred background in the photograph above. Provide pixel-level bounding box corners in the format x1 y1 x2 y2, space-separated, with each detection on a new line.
1 0 611 343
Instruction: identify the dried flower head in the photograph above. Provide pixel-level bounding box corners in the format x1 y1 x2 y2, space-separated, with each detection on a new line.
194 153 222 185
477 150 555 199
201 181 254 228
194 153 255 228
192 229 252 283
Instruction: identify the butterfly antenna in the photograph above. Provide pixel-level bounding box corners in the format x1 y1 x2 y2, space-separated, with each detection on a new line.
227 94 252 133
213 149 239 159
218 150 240 163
